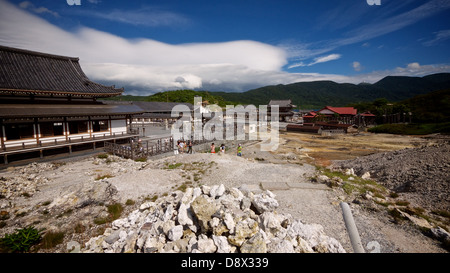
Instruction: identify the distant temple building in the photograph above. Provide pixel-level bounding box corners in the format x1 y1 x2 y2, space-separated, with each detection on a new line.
0 45 143 164
268 99 296 122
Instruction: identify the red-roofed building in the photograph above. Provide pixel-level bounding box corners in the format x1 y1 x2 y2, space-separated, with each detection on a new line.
315 106 357 124
302 111 317 123
317 106 357 116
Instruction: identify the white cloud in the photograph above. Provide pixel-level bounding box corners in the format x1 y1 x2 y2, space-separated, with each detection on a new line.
352 62 450 84
423 29 450 46
287 54 341 69
1 0 449 95
352 61 362 72
287 62 306 69
0 0 288 93
19 1 59 17
309 54 341 66
73 7 190 27
284 0 450 65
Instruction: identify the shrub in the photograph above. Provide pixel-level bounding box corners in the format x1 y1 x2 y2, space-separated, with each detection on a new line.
93 203 124 225
95 174 114 180
107 203 123 221
134 157 147 162
40 231 65 249
0 226 43 253
166 163 182 169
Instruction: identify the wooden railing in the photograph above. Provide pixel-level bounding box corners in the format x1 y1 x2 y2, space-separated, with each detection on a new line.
1 131 138 155
104 137 175 159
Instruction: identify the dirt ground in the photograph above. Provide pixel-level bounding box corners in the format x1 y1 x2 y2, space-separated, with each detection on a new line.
266 131 436 167
0 131 447 253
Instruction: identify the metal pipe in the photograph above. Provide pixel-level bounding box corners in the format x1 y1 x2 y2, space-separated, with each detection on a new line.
340 202 365 253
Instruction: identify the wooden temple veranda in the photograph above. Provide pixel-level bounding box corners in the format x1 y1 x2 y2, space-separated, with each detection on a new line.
0 45 144 164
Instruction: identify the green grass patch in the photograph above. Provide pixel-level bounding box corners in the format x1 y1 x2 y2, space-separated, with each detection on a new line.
95 174 114 180
165 163 183 169
432 209 450 219
0 226 43 253
97 153 109 159
93 203 124 225
368 122 450 135
318 167 387 196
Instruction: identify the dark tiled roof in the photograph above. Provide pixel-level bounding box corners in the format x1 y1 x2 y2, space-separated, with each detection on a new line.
0 45 123 97
132 101 194 112
0 102 144 118
268 100 292 107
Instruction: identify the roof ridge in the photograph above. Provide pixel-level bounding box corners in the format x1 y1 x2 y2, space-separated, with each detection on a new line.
0 45 79 62
0 45 123 97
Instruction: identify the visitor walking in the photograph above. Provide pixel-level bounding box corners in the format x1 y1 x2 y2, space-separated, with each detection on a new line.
211 143 216 154
237 144 242 156
187 140 193 154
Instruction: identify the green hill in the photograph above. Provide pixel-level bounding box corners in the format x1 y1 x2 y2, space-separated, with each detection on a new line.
214 73 450 109
105 89 237 107
108 73 450 110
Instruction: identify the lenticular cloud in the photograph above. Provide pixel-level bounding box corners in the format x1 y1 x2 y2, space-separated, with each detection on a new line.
0 0 288 93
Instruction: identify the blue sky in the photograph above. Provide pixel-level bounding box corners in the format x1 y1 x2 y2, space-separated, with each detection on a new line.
1 0 450 94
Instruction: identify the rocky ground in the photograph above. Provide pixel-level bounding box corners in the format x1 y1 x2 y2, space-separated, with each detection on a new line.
332 143 450 212
0 133 448 253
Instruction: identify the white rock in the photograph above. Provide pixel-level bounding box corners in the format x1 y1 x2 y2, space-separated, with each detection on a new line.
197 234 217 253
223 213 235 234
112 218 129 230
168 225 184 241
251 191 279 213
66 241 81 253
201 185 211 195
345 168 355 176
139 202 153 211
268 238 295 253
192 187 202 200
229 187 244 201
162 204 174 222
180 188 194 204
260 212 281 233
361 172 371 180
209 185 219 198
212 235 232 253
162 220 176 236
177 203 194 226
216 184 226 197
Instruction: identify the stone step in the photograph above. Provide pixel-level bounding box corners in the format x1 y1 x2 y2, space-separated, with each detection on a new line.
260 181 330 191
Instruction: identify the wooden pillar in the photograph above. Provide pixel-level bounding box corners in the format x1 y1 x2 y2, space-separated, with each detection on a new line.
34 118 40 146
0 118 4 151
109 116 113 136
88 116 92 138
64 117 69 142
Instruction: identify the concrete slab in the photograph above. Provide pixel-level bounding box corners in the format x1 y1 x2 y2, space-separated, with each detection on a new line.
259 181 331 191
286 182 331 190
260 182 290 190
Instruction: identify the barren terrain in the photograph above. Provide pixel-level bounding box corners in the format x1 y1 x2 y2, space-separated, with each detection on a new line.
0 132 448 253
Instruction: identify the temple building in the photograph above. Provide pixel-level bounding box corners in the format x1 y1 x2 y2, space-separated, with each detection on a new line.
268 99 296 122
0 45 143 164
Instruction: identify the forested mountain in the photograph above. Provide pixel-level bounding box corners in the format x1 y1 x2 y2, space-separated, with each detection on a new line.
107 73 450 109
213 73 450 109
